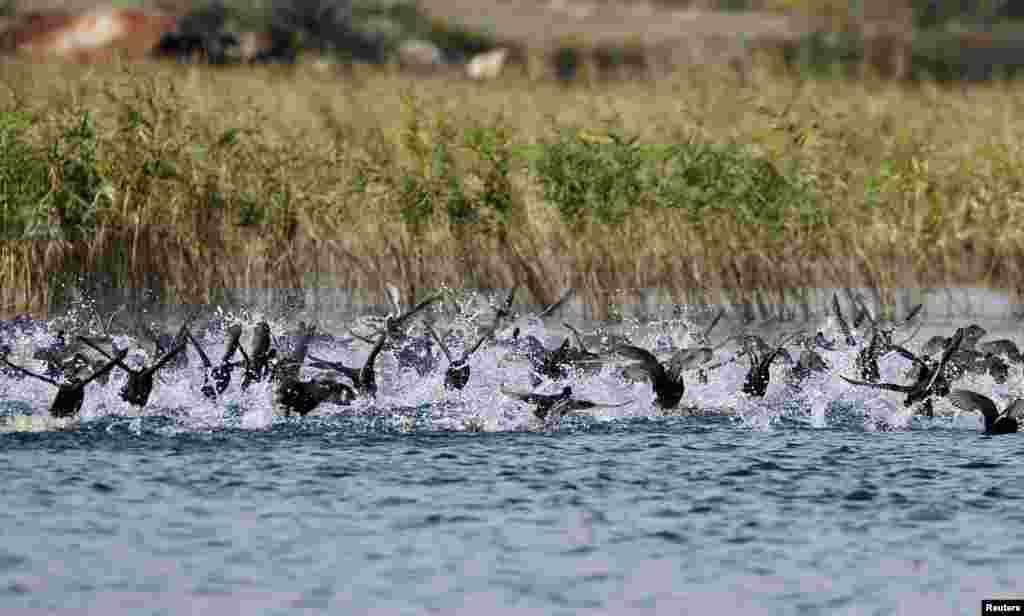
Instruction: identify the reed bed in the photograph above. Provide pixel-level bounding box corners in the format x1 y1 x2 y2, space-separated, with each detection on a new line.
1 55 1024 319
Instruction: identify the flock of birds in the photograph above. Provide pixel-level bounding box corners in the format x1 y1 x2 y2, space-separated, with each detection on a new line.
0 286 1021 435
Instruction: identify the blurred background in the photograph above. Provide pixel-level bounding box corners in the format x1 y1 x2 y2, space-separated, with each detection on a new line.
4 1 1024 318
3 0 1024 81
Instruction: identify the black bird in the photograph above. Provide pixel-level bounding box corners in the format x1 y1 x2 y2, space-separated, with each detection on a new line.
786 333 830 387
0 349 127 418
916 322 1012 385
530 310 615 382
853 295 924 346
922 323 986 356
79 337 186 408
740 334 793 398
856 328 886 383
500 385 631 421
842 327 964 415
240 322 276 390
274 323 356 416
534 288 576 320
28 332 119 386
277 378 355 416
351 287 442 343
187 324 245 400
152 324 193 371
131 309 199 372
490 288 578 381
832 293 858 347
946 389 1021 434
694 308 726 346
615 344 687 409
977 338 1024 364
349 289 442 374
530 337 581 381
946 350 1011 384
31 330 85 379
427 317 501 391
308 332 388 399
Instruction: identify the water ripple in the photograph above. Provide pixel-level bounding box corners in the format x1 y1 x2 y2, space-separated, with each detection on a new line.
0 415 1021 614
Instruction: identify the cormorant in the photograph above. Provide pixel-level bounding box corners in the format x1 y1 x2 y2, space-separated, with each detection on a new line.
946 389 1021 434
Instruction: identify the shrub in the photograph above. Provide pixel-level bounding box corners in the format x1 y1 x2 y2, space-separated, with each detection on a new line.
0 111 48 240
533 126 823 238
533 127 649 229
657 138 824 237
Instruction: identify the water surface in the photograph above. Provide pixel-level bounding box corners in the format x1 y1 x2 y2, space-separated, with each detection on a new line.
2 415 1022 615
1 302 1023 615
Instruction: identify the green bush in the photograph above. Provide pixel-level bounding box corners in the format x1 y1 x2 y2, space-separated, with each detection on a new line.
657 139 823 236
46 112 114 243
0 111 48 240
0 110 112 242
533 128 648 228
532 127 823 237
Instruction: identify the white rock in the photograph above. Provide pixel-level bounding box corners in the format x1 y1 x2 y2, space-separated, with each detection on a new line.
466 47 509 80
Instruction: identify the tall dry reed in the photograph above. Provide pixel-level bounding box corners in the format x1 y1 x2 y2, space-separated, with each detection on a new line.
1 57 1024 319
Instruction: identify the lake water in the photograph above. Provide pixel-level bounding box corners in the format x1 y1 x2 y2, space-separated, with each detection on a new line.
1 299 1023 615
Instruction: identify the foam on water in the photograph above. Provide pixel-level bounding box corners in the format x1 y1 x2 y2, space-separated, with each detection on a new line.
1 294 1019 440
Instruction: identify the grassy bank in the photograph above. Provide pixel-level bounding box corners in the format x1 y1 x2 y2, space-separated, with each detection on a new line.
2 56 1024 319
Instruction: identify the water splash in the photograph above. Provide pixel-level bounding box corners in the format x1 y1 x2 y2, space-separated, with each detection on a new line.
1 295 1018 436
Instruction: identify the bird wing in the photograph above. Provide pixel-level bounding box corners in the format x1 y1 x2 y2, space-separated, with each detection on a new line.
276 324 315 383
538 288 575 319
570 398 635 411
251 322 272 358
221 324 243 364
947 389 999 425
173 307 203 346
852 293 876 328
358 333 387 386
889 344 928 368
563 322 592 354
978 339 1021 358
499 384 561 405
926 327 966 391
425 323 453 363
701 308 725 343
79 349 129 387
308 355 359 381
143 341 188 377
0 355 59 386
493 287 517 325
1003 398 1024 420
901 303 924 325
895 318 925 347
840 376 915 394
78 336 137 375
615 345 667 379
667 345 716 368
385 283 404 314
800 349 829 372
186 330 213 369
391 293 442 330
832 293 855 345
347 328 378 345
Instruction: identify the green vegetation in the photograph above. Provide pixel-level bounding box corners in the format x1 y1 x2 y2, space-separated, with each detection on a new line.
2 55 1024 317
532 127 821 235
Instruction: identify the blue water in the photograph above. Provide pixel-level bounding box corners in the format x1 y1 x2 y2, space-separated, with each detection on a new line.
1 415 1022 615
3 301 1024 615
